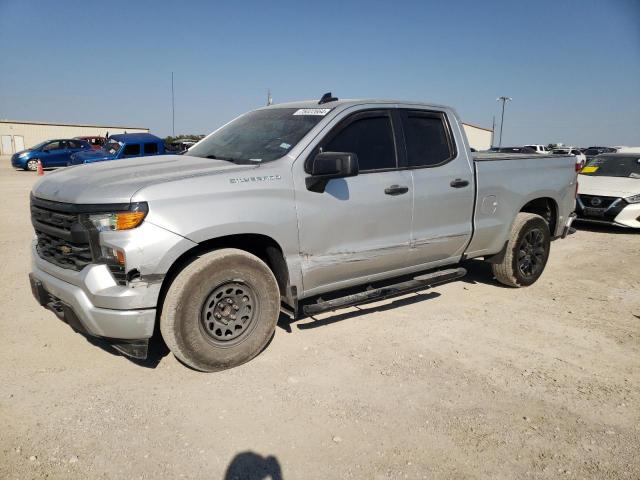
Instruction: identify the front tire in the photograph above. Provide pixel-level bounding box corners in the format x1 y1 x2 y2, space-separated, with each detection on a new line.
26 159 39 171
160 248 280 372
492 212 551 288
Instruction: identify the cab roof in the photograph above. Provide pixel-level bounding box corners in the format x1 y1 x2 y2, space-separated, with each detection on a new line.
109 133 162 143
263 98 451 111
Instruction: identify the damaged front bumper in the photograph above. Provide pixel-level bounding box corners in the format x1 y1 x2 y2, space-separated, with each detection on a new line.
29 242 164 359
29 259 157 359
28 217 197 359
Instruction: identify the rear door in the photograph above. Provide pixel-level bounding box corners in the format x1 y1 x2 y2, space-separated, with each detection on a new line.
295 109 413 295
143 142 160 156
398 109 474 266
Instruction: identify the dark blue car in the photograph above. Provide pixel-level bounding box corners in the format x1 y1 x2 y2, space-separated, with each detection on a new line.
70 133 165 164
11 139 91 171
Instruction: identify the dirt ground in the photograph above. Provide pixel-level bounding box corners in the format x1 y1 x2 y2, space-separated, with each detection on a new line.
0 158 638 480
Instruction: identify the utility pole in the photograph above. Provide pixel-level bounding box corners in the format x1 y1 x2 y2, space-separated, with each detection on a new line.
267 89 273 106
496 96 512 148
171 72 175 137
490 115 496 149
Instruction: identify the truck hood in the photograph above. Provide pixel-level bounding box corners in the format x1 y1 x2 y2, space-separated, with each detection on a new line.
72 148 115 163
32 154 258 204
578 174 640 198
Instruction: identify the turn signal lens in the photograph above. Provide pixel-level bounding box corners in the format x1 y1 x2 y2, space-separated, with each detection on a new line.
116 211 146 230
101 247 126 266
88 208 147 232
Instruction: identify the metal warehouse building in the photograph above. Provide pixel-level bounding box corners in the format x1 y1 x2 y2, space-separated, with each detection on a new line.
462 122 493 151
0 120 149 155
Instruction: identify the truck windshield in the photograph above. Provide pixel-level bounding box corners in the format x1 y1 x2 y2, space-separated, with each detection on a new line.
187 108 327 163
104 141 122 155
582 156 640 178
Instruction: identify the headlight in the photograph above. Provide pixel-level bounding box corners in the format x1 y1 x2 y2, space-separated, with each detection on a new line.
88 211 147 231
87 203 148 231
19 152 31 158
625 193 640 204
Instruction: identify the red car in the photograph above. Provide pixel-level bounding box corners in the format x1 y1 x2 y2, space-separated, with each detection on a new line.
74 136 106 151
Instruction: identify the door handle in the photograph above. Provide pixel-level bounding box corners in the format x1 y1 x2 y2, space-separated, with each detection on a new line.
450 178 469 188
384 185 409 196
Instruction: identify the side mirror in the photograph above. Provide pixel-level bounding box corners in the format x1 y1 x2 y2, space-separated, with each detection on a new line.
305 151 359 193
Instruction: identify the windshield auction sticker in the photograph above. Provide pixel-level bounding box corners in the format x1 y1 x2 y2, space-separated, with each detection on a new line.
293 108 331 116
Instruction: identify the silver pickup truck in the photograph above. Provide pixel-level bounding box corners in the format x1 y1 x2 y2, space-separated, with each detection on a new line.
29 95 577 371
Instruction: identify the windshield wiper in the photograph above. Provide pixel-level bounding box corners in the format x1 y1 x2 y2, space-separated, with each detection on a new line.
205 155 259 165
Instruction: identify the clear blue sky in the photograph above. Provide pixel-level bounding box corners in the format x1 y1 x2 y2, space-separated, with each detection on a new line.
1 0 638 146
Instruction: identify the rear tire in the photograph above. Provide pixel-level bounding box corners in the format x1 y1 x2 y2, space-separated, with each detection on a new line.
160 248 280 372
492 213 550 288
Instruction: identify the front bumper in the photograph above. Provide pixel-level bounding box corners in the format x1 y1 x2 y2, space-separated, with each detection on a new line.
29 262 156 340
11 155 27 168
29 273 151 358
576 199 640 229
30 242 157 359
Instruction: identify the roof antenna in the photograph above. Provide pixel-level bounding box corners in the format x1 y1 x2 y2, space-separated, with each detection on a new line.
318 92 338 105
267 88 273 106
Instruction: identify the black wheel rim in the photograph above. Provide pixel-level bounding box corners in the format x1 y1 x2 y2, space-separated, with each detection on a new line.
200 280 258 346
517 228 546 278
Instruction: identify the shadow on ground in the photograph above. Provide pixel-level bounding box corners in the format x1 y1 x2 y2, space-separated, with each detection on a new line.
460 259 504 287
224 451 283 480
84 330 170 369
278 290 441 332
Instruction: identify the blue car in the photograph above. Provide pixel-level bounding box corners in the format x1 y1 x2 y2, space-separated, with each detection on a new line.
11 139 91 171
70 133 165 164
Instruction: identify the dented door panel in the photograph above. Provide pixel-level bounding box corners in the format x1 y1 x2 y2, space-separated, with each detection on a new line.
295 170 413 295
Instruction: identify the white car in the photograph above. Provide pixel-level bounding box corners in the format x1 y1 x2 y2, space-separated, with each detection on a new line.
525 144 551 154
576 154 640 228
552 147 586 170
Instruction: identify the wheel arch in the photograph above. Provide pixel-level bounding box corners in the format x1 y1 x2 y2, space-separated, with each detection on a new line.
157 233 293 320
485 197 559 264
519 196 559 236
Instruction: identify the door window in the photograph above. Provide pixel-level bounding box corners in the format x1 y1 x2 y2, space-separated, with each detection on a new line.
144 142 159 154
323 114 396 171
42 141 63 151
401 111 455 167
123 144 141 156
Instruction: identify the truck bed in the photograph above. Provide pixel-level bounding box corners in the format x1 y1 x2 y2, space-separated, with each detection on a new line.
464 152 576 259
473 152 570 161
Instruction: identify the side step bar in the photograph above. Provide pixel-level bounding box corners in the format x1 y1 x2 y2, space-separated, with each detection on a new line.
302 267 466 316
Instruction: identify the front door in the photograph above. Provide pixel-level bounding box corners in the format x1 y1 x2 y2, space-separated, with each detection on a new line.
399 109 474 266
41 141 67 166
294 109 413 295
